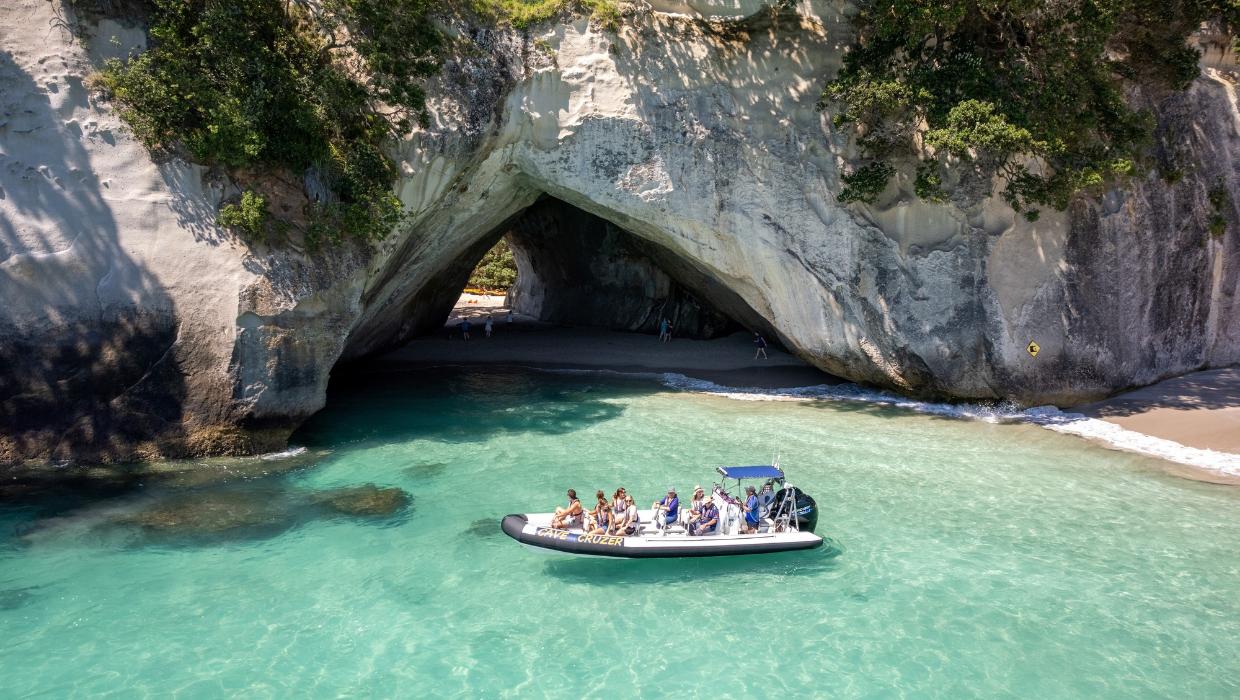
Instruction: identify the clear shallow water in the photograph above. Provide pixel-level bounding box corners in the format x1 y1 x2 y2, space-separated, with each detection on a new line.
2 367 1239 697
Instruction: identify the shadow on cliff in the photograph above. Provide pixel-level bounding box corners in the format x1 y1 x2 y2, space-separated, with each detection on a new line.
0 50 187 464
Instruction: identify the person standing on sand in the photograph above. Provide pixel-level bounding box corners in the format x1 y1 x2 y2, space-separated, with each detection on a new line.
753 332 768 359
484 315 493 338
506 310 513 325
461 318 472 341
658 318 669 342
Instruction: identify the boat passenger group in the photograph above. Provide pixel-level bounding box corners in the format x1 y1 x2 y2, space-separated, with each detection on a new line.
549 484 769 536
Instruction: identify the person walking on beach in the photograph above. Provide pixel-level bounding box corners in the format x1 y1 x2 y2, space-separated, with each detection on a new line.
484 315 494 338
658 317 669 342
753 332 768 359
460 318 472 341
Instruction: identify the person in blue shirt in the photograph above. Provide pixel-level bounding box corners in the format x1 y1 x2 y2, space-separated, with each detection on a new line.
742 485 760 533
690 497 719 536
651 488 679 532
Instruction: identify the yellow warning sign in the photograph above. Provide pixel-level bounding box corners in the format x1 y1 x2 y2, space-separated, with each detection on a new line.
1026 340 1040 358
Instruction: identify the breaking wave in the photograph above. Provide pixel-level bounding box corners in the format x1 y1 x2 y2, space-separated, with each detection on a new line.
651 373 1239 476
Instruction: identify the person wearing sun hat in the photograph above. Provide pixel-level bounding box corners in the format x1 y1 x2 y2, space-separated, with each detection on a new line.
683 485 706 528
742 485 760 533
690 495 719 536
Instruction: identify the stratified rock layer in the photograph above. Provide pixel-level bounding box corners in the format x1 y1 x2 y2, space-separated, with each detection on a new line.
1 0 1237 461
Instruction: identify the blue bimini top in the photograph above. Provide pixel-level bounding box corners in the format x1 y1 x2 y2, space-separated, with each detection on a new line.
717 465 784 480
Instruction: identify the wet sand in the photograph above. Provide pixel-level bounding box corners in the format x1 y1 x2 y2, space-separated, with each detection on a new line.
1080 367 1240 456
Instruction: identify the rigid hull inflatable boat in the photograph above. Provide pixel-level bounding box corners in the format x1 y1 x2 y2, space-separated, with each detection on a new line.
501 465 823 558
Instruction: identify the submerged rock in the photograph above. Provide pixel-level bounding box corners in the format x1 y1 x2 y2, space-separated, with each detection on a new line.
313 485 412 517
465 518 499 538
0 586 40 611
401 461 448 480
116 490 288 535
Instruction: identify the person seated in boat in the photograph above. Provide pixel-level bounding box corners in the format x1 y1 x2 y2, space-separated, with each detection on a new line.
583 490 607 531
651 488 679 531
742 485 760 534
689 496 719 536
615 495 640 536
587 502 613 535
611 487 627 522
682 485 706 527
551 489 583 529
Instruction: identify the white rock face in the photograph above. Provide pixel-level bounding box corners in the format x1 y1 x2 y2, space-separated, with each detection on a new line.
0 0 271 460
1 1 1237 460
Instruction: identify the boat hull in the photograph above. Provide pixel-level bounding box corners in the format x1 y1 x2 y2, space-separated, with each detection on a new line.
501 514 823 559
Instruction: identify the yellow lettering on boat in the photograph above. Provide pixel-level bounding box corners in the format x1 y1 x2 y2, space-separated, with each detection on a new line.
578 534 624 546
533 528 624 546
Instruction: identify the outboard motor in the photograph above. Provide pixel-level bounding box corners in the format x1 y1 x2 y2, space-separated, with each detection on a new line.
771 487 818 533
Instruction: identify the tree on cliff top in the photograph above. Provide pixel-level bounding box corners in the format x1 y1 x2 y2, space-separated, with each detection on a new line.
94 0 440 246
821 0 1240 218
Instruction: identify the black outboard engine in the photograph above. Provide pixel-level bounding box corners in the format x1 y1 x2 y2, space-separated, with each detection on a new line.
771 487 818 533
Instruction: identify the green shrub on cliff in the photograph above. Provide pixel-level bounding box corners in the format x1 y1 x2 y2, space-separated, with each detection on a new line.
96 0 439 244
821 1 1240 216
477 0 620 29
218 191 270 240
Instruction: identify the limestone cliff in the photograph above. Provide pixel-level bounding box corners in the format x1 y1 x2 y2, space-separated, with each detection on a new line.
1 0 1237 462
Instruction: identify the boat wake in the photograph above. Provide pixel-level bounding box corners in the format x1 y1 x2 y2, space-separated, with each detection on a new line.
653 373 1240 477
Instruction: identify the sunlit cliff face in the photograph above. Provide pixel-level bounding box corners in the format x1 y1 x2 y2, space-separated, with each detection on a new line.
1 1 1237 462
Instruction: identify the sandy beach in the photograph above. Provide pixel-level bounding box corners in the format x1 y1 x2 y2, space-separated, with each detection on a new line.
383 294 837 390
1080 368 1240 454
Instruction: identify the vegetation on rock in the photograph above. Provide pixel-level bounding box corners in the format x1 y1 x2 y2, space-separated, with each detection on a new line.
468 238 519 291
93 0 440 246
1209 186 1231 237
218 191 270 242
820 0 1240 217
475 0 620 30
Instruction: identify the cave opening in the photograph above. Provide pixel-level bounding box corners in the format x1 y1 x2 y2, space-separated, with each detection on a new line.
326 193 828 390
427 196 774 344
312 194 835 438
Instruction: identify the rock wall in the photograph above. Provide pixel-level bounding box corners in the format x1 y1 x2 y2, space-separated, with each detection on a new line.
505 198 739 338
1 0 1238 462
0 1 275 461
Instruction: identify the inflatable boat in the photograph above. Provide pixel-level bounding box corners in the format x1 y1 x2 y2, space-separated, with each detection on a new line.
501 465 823 558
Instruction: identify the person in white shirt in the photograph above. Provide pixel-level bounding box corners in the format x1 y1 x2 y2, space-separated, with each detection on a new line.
617 495 640 535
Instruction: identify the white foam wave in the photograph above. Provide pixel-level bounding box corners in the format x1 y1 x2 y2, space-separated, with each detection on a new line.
259 446 308 461
1022 407 1240 475
654 373 1240 477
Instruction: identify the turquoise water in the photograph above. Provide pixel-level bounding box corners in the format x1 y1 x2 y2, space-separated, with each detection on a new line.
2 367 1239 697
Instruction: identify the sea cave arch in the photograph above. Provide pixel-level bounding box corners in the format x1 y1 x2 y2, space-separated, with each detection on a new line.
339 195 788 365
